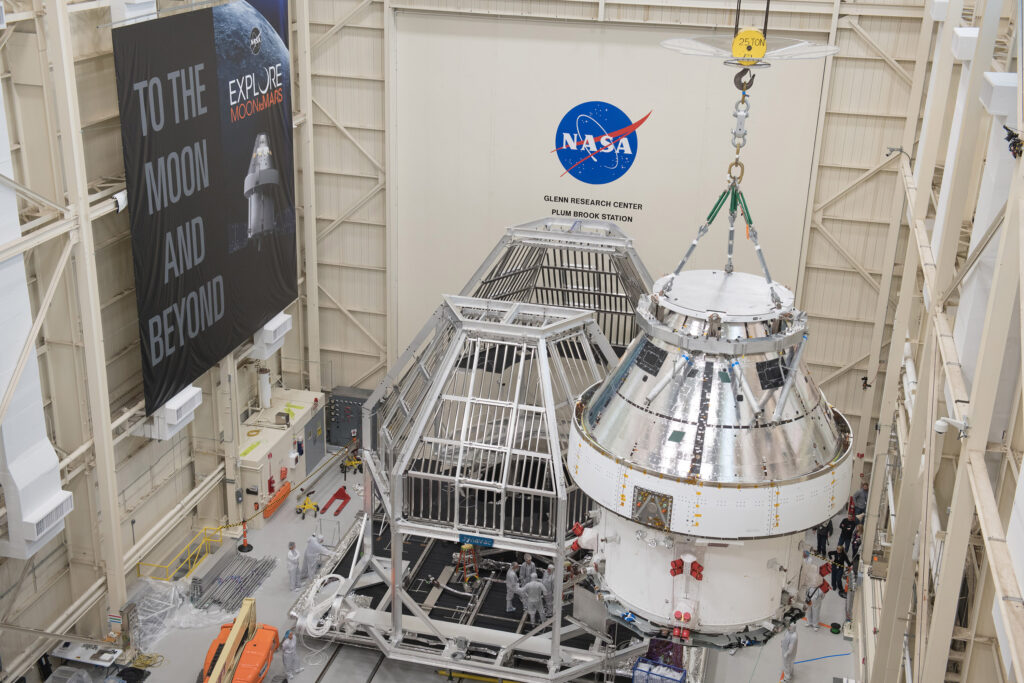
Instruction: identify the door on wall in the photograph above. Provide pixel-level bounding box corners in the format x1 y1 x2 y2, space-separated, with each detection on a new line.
304 405 326 472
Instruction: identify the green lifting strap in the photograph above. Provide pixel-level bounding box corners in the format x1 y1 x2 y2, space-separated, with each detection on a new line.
706 189 730 223
729 185 739 213
738 190 753 226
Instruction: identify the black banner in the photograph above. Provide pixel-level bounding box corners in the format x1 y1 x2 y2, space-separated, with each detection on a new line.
114 0 296 413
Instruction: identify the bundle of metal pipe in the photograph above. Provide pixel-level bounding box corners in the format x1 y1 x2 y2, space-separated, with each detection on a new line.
195 554 277 613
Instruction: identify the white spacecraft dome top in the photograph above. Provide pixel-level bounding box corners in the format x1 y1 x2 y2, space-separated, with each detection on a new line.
660 34 840 62
654 270 794 323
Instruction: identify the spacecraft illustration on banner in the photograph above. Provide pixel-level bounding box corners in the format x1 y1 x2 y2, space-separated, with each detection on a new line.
244 132 281 246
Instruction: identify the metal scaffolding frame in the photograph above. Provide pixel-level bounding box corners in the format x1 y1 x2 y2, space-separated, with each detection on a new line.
860 2 1024 681
292 295 651 681
461 218 654 351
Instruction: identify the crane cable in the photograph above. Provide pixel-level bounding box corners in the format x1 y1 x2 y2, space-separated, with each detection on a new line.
733 0 771 38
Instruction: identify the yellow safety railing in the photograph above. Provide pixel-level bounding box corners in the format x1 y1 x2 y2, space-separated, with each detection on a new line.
137 526 223 581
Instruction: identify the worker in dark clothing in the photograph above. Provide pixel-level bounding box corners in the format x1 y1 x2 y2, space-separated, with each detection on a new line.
815 519 833 556
838 512 857 552
851 524 863 566
852 482 869 520
828 546 850 596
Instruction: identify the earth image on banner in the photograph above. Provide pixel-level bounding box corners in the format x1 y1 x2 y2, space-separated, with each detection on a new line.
553 101 651 185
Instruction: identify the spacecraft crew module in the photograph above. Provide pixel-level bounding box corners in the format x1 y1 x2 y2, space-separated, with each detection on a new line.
568 268 853 647
567 29 852 649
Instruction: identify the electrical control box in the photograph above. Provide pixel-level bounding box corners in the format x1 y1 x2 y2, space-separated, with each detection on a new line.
327 386 373 448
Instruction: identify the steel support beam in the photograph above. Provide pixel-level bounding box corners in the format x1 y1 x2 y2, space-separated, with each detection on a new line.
849 4 934 489
919 4 1007 679
0 620 114 647
794 0 841 303
45 0 128 621
318 283 386 353
537 339 565 671
870 325 937 682
316 180 386 244
814 154 899 215
863 0 962 567
0 173 68 214
311 0 374 51
911 0 961 221
841 17 913 85
0 215 76 263
819 352 868 387
295 0 321 392
390 468 404 645
921 212 1017 677
312 99 385 172
810 216 883 294
938 203 1005 306
0 576 106 681
0 234 74 425
929 1 1003 292
122 464 226 568
967 447 1024 679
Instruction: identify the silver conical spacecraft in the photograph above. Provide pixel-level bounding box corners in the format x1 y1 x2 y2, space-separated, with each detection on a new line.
569 268 852 646
567 44 853 647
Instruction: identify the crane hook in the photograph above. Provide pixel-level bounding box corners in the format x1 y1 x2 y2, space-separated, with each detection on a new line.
734 68 755 91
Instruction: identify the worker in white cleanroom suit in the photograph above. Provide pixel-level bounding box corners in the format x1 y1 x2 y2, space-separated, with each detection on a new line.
805 584 823 631
517 572 548 627
279 629 303 680
780 623 798 682
505 562 520 612
541 564 555 618
519 554 536 584
302 533 327 580
286 541 301 590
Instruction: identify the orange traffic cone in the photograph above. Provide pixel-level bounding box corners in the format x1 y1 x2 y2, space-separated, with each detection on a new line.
238 521 253 553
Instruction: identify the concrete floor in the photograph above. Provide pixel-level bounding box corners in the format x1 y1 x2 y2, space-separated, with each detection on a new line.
135 479 859 683
143 463 367 683
704 590 856 682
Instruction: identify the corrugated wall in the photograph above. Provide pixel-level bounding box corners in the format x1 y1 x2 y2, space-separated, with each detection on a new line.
799 11 925 455
309 0 388 390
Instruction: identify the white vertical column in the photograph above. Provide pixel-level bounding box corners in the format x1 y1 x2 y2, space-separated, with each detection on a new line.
45 0 128 620
953 72 1020 441
912 0 959 197
928 27 979 261
0 60 72 560
294 0 321 392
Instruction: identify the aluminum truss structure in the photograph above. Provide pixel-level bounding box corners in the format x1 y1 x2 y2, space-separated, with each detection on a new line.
382 296 616 548
295 296 655 681
462 218 653 351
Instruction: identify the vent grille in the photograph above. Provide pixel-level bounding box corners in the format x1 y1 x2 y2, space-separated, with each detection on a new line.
33 495 74 538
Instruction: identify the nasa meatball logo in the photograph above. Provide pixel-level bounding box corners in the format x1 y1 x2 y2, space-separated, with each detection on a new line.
249 27 262 54
553 101 651 185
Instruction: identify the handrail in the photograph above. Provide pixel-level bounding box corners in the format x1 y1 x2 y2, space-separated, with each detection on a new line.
137 527 224 581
